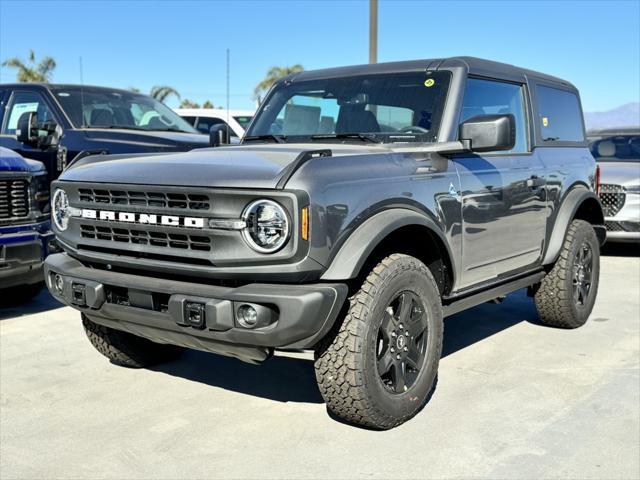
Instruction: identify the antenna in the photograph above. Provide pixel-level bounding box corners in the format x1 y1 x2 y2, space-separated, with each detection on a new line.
79 57 86 127
226 48 230 138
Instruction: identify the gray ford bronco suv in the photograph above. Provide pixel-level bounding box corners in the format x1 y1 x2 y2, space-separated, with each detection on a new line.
45 57 605 429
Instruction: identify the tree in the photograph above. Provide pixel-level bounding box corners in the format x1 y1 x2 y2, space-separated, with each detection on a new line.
253 64 304 103
178 99 215 109
2 50 56 83
179 99 200 108
149 86 180 104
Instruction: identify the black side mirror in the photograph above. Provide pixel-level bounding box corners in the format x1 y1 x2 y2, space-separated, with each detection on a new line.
16 112 38 144
209 124 231 147
459 114 515 152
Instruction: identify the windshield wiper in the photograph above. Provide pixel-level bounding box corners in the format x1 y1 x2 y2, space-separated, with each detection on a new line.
82 125 147 131
243 134 286 143
310 133 382 143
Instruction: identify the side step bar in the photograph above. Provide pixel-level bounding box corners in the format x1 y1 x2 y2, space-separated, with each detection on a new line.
442 271 545 318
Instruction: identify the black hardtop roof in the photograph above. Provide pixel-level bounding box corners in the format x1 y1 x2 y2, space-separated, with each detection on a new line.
587 127 640 136
290 56 575 89
0 83 146 95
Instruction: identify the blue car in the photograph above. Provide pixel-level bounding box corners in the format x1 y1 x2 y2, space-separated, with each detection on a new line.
0 147 54 299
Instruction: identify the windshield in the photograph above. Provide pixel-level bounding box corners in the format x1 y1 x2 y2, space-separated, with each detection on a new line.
233 115 253 130
246 71 451 144
50 86 198 133
589 135 640 162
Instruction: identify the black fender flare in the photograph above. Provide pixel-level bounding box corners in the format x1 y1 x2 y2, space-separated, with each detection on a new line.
320 209 455 282
542 187 605 265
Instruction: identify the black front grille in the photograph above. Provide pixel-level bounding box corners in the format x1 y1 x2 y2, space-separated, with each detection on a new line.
0 177 30 221
605 221 625 232
80 224 212 251
599 184 626 217
78 188 210 210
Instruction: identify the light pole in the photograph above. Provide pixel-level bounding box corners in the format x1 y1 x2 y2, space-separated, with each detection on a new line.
369 0 378 64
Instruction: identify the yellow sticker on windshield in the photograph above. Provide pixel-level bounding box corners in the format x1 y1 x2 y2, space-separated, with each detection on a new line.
542 117 549 127
424 78 435 87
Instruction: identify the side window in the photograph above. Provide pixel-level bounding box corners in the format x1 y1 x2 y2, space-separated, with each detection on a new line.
196 117 236 136
181 116 197 126
536 85 584 142
459 78 528 153
1 91 55 135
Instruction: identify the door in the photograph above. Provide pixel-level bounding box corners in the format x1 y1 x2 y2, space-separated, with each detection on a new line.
454 78 547 289
0 90 61 177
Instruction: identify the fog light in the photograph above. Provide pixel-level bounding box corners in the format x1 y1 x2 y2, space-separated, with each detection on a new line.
237 304 258 328
54 274 64 294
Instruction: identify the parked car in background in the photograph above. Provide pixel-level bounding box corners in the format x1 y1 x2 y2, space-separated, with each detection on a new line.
0 147 54 300
0 84 210 182
588 127 640 242
175 109 254 139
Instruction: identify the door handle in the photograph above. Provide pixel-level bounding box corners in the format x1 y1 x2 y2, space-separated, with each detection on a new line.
526 176 546 188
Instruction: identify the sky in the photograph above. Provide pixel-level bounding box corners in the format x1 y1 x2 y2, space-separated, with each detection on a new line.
0 0 638 112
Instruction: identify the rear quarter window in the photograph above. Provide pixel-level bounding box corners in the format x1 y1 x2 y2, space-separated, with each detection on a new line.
536 85 585 143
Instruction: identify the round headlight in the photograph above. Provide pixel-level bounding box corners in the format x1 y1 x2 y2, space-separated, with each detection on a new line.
52 189 70 231
241 199 290 253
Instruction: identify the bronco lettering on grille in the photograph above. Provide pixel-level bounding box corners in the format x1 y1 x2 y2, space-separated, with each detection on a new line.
81 209 205 228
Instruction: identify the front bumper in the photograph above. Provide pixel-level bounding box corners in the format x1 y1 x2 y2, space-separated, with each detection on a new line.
44 253 348 363
0 221 54 289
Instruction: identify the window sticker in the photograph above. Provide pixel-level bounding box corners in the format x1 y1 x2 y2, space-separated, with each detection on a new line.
7 102 39 130
542 116 549 127
424 78 435 87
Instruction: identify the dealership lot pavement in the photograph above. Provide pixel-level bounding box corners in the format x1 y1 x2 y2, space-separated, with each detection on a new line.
1 245 639 480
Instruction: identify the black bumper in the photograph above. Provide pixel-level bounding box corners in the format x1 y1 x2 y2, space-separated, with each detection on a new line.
44 253 348 363
0 230 54 289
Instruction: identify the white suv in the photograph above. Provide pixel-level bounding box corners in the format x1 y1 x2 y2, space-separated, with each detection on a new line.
174 109 254 139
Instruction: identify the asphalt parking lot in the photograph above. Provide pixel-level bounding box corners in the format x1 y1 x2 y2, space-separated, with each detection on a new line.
1 244 639 480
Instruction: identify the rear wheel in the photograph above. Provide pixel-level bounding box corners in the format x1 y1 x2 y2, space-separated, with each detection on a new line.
82 315 184 368
314 254 443 430
535 219 600 328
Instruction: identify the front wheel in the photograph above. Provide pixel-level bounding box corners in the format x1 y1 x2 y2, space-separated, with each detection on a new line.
314 254 443 430
534 219 600 329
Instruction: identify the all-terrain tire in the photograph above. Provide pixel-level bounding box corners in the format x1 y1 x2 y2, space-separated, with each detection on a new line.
314 254 443 430
82 315 184 368
535 219 600 329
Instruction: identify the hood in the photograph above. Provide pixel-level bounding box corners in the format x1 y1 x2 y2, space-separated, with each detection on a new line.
598 161 640 186
0 147 46 173
81 128 210 150
60 143 388 188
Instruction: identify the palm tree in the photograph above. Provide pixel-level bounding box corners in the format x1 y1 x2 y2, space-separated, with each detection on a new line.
179 99 200 108
149 86 180 104
253 64 304 103
2 50 56 82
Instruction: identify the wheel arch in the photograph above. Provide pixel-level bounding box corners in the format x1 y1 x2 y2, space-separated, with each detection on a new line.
320 209 456 295
542 186 605 265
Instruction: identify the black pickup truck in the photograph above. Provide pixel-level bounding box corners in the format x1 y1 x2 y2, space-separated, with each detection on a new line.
44 57 605 429
0 84 209 182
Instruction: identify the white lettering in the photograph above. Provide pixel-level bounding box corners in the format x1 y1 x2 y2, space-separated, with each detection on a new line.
85 210 203 229
161 215 179 226
184 217 204 228
119 212 136 222
138 214 158 224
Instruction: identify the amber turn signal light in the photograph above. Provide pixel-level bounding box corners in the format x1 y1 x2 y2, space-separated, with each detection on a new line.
301 206 309 241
